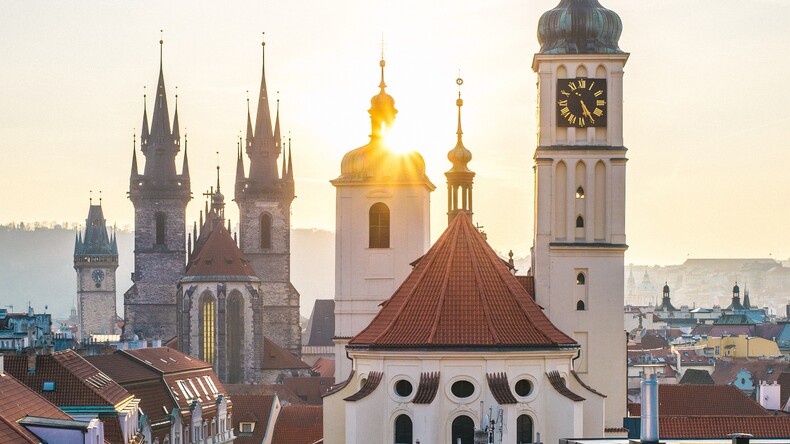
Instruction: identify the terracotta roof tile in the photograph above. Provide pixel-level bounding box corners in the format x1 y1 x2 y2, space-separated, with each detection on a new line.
412 372 439 404
546 370 584 402
344 371 382 402
678 368 715 385
271 405 323 444
4 351 131 407
231 394 275 444
185 224 258 278
486 372 517 405
85 354 159 384
660 415 790 438
571 370 606 398
227 383 304 405
126 380 174 424
0 372 72 443
712 358 789 386
659 384 769 416
0 415 39 444
349 213 576 349
283 377 333 405
121 347 211 374
163 370 225 410
262 338 310 370
310 358 335 379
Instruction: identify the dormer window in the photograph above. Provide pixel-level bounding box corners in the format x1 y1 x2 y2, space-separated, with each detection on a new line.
240 422 255 434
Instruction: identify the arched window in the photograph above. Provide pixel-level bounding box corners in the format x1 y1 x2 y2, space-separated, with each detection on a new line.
576 216 584 228
517 414 533 443
155 213 166 245
227 292 244 383
576 187 585 199
369 203 390 248
394 415 412 444
451 415 475 444
577 300 586 311
260 213 272 249
199 293 216 365
576 273 586 285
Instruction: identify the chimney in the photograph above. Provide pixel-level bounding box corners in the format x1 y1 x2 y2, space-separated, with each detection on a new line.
640 367 660 444
731 434 752 444
26 348 37 373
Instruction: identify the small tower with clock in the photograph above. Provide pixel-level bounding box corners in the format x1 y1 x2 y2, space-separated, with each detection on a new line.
531 0 628 429
74 200 119 340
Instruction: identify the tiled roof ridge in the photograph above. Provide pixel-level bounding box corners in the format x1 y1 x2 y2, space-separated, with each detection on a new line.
371 215 458 344
570 370 607 398
118 349 165 375
52 350 132 406
465 226 501 344
412 372 440 404
0 414 38 443
546 370 585 402
343 371 382 402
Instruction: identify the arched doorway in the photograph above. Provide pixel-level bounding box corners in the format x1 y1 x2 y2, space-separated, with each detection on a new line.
451 415 474 444
394 414 412 444
517 414 533 443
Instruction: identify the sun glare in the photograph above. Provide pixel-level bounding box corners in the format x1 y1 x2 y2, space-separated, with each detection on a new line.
381 123 410 155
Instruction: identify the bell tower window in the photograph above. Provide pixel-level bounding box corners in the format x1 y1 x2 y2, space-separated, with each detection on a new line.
576 216 584 228
260 213 272 249
575 271 588 311
369 203 390 248
155 213 166 245
576 187 585 199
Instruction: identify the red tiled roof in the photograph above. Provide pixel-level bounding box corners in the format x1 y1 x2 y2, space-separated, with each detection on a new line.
310 358 335 379
546 371 584 402
712 358 789 386
627 384 769 417
0 372 73 443
226 383 304 406
344 371 382 402
413 372 440 404
263 338 310 370
125 380 175 424
283 377 333 405
185 224 258 278
486 372 517 405
271 405 323 444
349 212 576 349
4 351 131 407
121 347 211 374
660 415 790 438
231 394 276 444
85 354 159 384
163 370 225 410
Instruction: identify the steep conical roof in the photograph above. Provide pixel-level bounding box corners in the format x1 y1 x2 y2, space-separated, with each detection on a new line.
184 223 258 279
76 204 115 256
349 212 576 349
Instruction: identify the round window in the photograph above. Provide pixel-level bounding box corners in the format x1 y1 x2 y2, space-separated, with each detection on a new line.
515 379 533 397
451 380 475 398
394 379 413 397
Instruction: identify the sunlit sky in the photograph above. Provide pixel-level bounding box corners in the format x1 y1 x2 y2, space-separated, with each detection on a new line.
3 0 790 265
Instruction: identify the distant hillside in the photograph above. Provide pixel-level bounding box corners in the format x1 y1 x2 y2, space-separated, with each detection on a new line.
0 224 334 319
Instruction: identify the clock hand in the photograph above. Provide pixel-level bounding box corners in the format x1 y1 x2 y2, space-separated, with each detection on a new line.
580 100 595 124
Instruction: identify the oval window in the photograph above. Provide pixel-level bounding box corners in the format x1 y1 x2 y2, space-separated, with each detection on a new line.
515 379 533 397
451 380 475 399
394 380 413 397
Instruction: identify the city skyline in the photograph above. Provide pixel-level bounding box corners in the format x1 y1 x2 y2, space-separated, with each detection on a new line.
3 0 790 265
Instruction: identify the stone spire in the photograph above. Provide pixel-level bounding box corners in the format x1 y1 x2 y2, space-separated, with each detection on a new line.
246 34 280 186
130 134 139 177
445 77 475 224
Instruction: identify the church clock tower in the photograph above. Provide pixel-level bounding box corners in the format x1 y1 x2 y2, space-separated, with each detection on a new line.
74 201 119 340
531 0 628 428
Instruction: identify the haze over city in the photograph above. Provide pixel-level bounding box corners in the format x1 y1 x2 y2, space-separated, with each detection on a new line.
3 0 790 265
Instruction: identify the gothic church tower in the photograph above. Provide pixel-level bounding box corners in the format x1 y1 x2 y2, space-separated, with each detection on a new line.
125 40 191 340
331 58 434 380
235 39 301 357
74 201 119 339
531 0 628 428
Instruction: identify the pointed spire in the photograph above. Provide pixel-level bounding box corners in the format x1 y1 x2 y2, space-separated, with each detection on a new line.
140 92 150 147
445 76 475 225
286 135 294 181
253 32 274 142
74 230 81 255
245 92 253 148
172 89 180 142
274 94 282 156
111 227 118 254
181 133 190 179
131 133 139 177
193 221 198 245
187 232 192 257
281 136 287 179
149 33 171 140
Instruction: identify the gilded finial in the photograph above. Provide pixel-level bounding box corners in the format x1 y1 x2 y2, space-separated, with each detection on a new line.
216 151 221 192
262 31 265 47
159 30 164 64
379 35 386 89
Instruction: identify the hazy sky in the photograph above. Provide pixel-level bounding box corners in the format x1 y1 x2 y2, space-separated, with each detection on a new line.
2 0 790 265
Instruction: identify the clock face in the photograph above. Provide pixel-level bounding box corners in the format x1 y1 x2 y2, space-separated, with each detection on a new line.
91 269 105 285
557 78 607 128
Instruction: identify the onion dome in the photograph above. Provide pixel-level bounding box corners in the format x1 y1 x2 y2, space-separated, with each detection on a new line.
733 282 740 294
336 58 430 183
538 0 623 55
663 283 670 294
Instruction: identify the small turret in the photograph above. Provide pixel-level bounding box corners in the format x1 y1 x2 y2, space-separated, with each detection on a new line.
445 77 475 225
